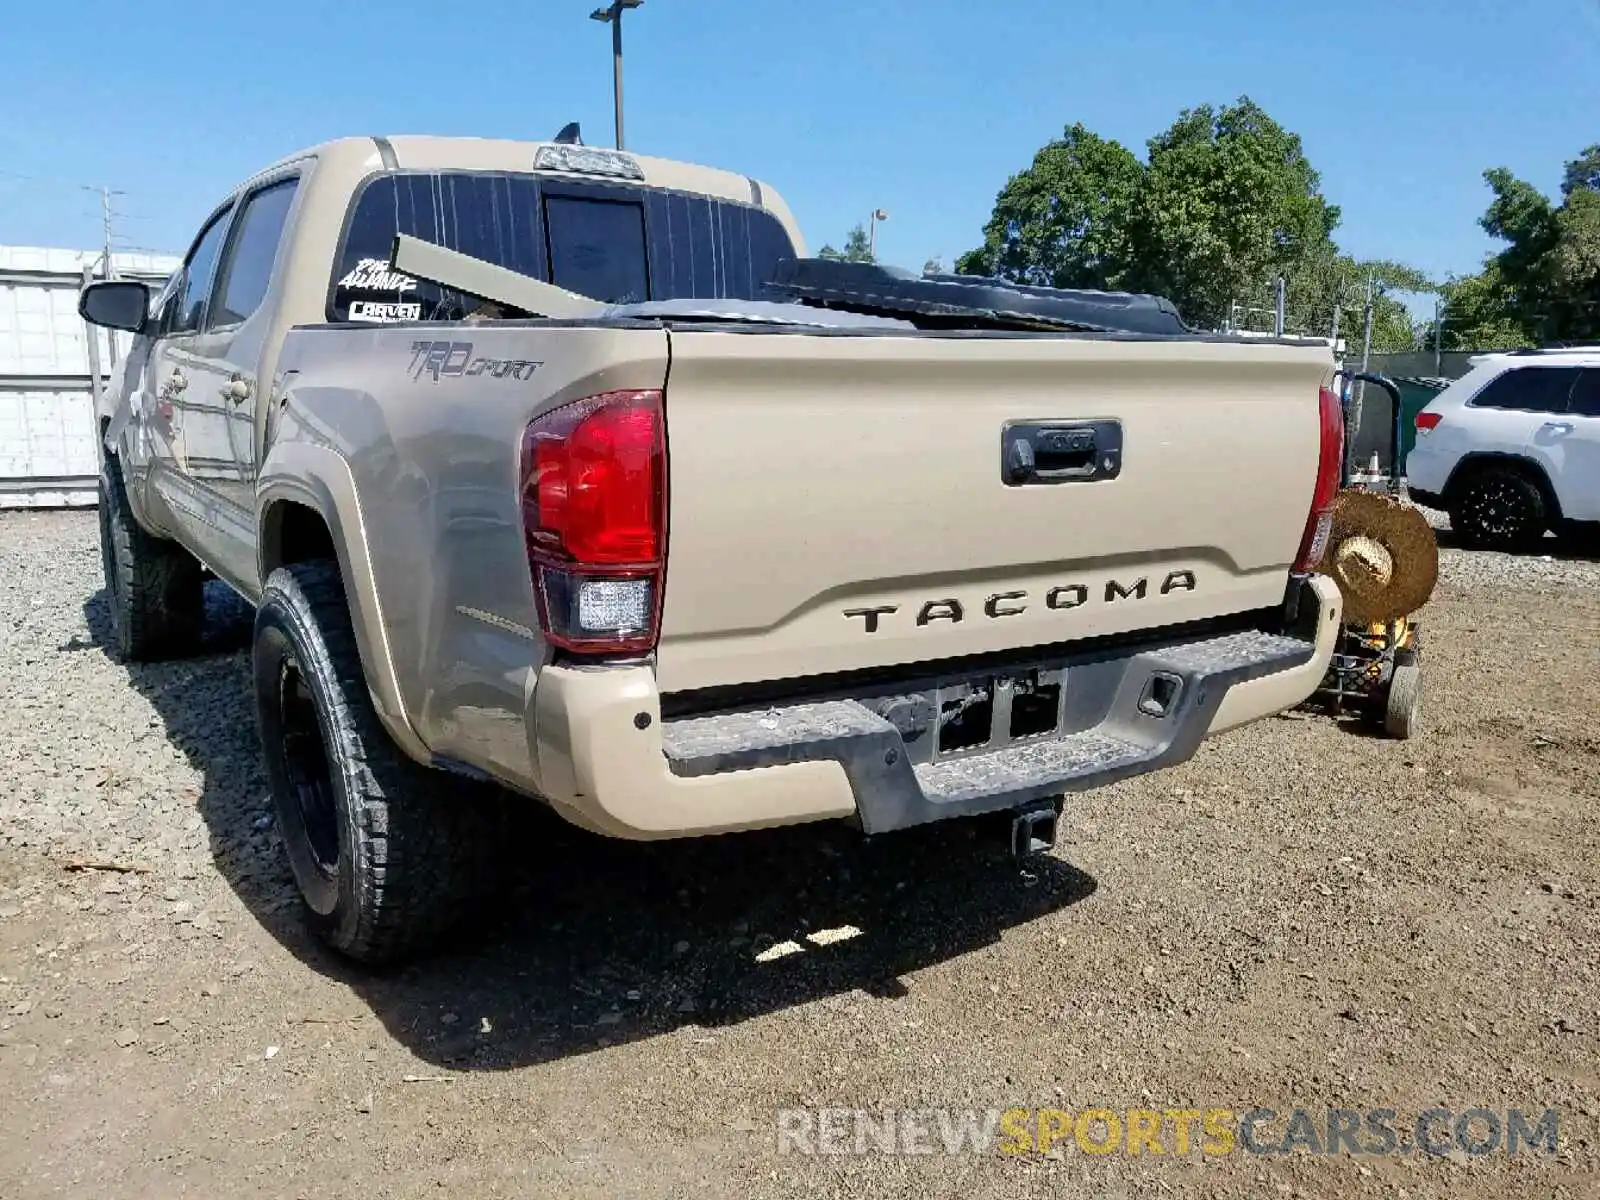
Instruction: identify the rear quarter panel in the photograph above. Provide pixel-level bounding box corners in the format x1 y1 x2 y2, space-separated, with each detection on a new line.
262 321 669 784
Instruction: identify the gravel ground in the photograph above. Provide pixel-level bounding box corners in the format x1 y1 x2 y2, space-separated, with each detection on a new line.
1414 502 1600 593
1 509 1598 1200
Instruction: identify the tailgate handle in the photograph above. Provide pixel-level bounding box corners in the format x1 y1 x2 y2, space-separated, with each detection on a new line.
1002 420 1123 486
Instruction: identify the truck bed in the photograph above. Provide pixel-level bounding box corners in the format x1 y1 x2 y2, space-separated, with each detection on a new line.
270 314 1332 804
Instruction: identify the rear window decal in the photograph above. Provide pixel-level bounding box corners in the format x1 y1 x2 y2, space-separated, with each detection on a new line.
349 300 423 323
337 258 419 294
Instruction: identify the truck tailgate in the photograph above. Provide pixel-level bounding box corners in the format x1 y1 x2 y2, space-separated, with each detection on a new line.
655 330 1332 695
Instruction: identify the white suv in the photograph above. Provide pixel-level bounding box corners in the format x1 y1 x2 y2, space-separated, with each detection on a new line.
1406 349 1600 550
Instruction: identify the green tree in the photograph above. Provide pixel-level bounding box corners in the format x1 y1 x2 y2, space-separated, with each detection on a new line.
843 224 874 262
1453 148 1600 346
1312 257 1431 352
1543 185 1600 336
1134 99 1341 327
956 97 1352 329
818 224 876 263
1426 266 1534 351
1237 242 1430 349
954 123 1144 288
1562 144 1600 198
1480 167 1559 304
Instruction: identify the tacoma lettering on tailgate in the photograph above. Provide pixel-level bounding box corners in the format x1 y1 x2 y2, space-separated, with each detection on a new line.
843 571 1198 633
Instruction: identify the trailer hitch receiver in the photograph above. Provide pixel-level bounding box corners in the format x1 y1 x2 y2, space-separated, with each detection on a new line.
1011 800 1061 860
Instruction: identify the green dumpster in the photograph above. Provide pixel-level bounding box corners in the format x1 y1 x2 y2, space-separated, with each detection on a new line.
1393 376 1450 466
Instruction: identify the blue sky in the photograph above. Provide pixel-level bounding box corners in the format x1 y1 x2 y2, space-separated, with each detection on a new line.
4 0 1598 291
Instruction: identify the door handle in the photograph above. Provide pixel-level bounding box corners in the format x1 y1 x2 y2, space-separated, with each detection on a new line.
221 375 252 405
1540 421 1574 434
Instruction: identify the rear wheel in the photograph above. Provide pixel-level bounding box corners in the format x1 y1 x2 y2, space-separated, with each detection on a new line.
253 560 507 964
1449 466 1548 551
98 455 203 661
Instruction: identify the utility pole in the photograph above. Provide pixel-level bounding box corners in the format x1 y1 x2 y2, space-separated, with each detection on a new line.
1359 273 1374 374
92 184 121 367
1273 275 1286 336
1350 273 1375 473
1433 296 1445 375
590 0 643 150
99 187 116 282
868 208 888 261
1329 279 1344 359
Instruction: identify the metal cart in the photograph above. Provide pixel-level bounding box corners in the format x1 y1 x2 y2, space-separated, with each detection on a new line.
1314 371 1424 739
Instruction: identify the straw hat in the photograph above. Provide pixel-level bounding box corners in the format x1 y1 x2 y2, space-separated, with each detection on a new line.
1316 490 1439 624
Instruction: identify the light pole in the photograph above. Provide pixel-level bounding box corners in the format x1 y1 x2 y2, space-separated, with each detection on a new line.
868 208 889 260
590 0 643 150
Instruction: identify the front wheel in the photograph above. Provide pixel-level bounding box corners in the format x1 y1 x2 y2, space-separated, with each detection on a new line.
98 456 203 661
253 560 506 964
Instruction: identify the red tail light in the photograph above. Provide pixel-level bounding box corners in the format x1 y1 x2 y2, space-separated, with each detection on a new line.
520 389 667 655
1415 410 1442 433
1293 385 1345 573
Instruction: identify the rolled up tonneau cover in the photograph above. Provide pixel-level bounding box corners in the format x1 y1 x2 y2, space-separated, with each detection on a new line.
763 258 1193 336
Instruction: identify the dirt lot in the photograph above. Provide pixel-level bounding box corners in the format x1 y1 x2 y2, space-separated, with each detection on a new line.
0 509 1597 1199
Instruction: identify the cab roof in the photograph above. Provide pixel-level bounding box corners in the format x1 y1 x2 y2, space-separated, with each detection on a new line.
249 134 804 253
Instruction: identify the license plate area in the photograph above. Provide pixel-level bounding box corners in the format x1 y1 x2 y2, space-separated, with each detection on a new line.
932 666 1067 761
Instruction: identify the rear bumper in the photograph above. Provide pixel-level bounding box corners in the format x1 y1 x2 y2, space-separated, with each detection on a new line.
1403 440 1450 499
531 575 1343 840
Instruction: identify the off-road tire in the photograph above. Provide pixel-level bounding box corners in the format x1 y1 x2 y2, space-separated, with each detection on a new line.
1449 466 1548 552
98 454 203 661
253 560 506 965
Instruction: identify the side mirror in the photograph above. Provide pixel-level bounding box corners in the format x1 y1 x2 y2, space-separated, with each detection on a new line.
78 280 153 334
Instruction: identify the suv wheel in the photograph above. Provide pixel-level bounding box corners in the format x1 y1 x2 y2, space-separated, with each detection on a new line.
98 455 204 661
1449 467 1548 552
253 560 506 964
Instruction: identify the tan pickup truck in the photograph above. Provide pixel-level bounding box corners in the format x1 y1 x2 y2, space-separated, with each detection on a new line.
80 132 1346 963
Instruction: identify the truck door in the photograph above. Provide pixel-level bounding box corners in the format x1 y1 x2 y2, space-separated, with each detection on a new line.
192 176 301 520
144 201 237 575
155 174 300 592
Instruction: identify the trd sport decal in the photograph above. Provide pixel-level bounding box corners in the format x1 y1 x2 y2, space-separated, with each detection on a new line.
407 341 543 383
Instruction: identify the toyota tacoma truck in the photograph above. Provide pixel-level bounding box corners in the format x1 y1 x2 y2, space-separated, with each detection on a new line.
79 131 1346 963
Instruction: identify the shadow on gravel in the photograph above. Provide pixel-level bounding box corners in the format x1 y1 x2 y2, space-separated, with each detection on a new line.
85 585 1097 1069
1432 525 1600 562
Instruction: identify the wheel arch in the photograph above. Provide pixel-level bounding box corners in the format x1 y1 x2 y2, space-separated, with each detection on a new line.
1442 452 1564 522
257 450 431 765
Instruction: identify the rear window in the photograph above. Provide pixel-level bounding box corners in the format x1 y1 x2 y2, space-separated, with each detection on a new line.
545 195 649 303
328 171 797 322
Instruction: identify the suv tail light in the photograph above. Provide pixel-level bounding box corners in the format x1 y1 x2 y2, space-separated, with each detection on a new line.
520 389 667 655
1293 385 1346 573
1415 410 1442 434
